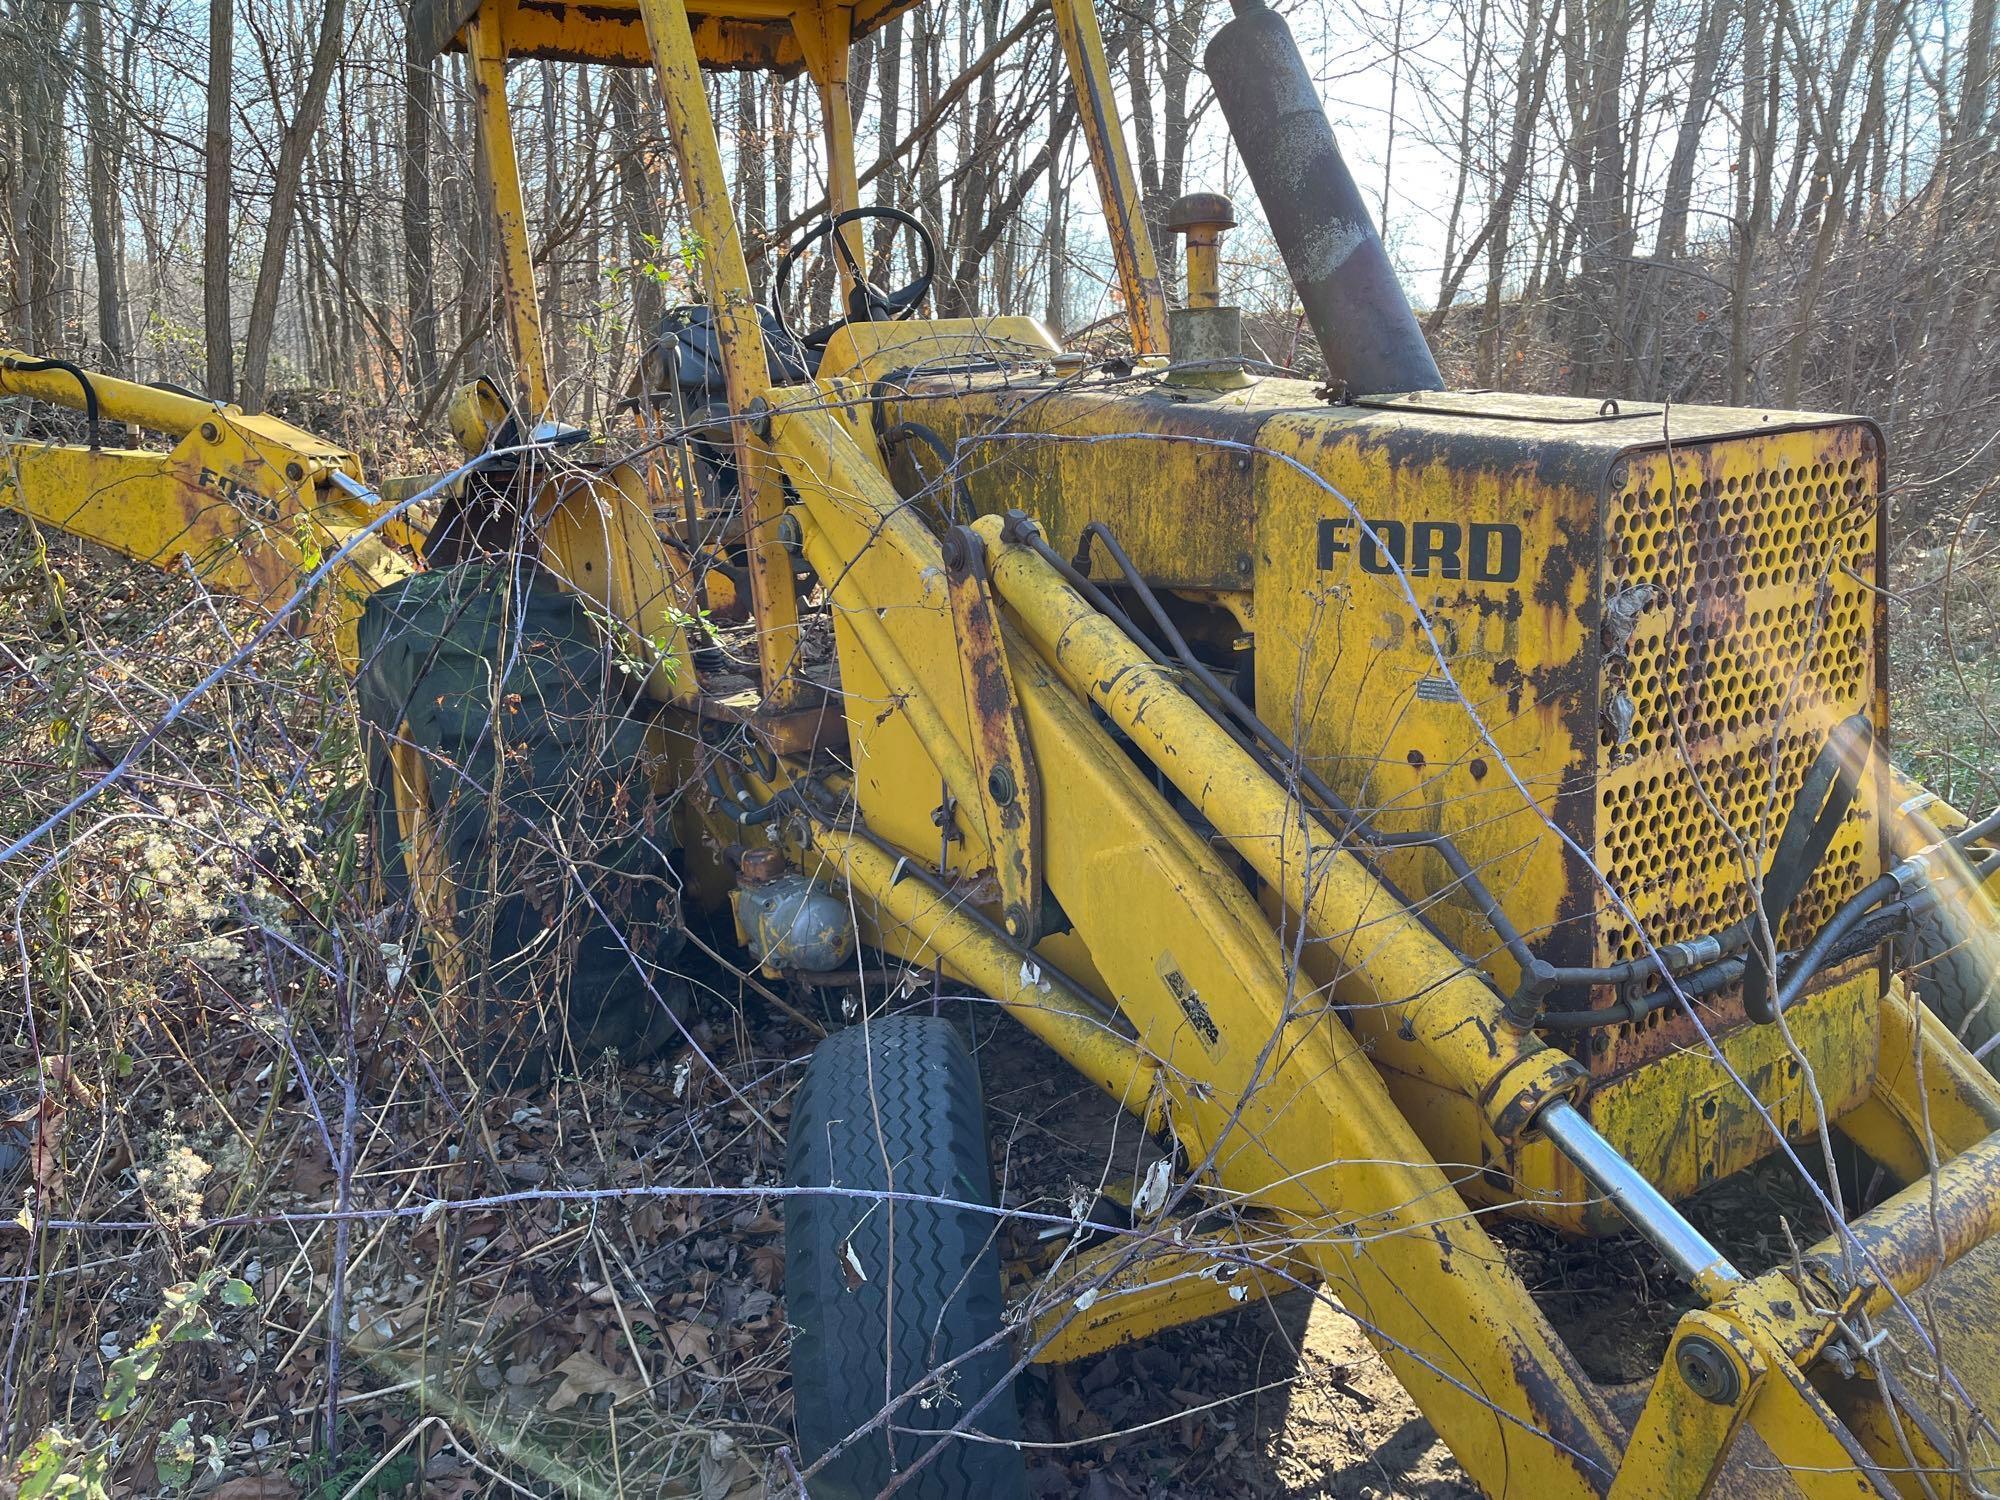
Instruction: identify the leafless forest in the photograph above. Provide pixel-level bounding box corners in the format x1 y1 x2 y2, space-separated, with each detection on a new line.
5 0 1998 448
1 0 1998 1493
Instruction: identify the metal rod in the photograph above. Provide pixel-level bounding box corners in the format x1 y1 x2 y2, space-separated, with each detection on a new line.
1538 1100 1742 1298
1048 0 1170 354
633 0 801 707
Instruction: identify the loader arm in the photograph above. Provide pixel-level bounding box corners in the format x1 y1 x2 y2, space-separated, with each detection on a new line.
0 353 700 700
0 351 415 663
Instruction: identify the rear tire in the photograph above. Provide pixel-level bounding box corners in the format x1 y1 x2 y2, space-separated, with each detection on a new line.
356 562 688 1083
785 1016 1026 1499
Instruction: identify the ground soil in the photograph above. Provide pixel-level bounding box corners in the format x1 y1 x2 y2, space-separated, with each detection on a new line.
965 1002 1475 1498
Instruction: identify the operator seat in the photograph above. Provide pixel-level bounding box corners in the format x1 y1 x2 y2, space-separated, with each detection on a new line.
636 304 818 397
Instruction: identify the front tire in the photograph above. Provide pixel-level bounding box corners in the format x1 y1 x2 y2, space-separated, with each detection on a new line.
785 1016 1026 1499
1905 898 2000 1071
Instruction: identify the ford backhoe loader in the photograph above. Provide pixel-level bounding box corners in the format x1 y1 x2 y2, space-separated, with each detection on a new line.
6 0 2000 1492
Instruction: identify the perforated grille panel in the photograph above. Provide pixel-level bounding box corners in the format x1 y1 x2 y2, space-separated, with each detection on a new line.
1592 426 1883 1066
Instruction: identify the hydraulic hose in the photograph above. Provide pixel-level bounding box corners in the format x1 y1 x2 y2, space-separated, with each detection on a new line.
1950 804 2000 849
880 420 974 522
1742 713 1877 1020
1542 839 2000 1032
2 355 102 449
703 753 791 826
1764 841 2000 1021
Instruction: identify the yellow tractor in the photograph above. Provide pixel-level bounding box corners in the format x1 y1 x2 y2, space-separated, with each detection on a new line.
4 0 2000 1492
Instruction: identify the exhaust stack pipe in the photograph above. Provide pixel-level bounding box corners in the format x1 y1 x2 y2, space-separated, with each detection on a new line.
1206 0 1443 396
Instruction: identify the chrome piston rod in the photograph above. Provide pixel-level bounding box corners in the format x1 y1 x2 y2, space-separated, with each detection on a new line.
1539 1099 1743 1298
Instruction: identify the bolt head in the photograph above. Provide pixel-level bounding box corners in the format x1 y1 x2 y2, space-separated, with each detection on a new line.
1675 1335 1740 1404
987 764 1017 806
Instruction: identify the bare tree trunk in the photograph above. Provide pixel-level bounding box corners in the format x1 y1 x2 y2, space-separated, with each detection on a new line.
1731 0 1761 404
19 0 74 354
81 0 127 370
1753 0 1784 236
1655 0 1731 259
1157 0 1209 296
916 12 943 241
772 77 794 250
940 0 1005 313
871 17 903 267
1950 0 1998 194
402 10 440 395
1778 0 1897 406
1123 4 1164 288
1045 61 1069 334
1561 0 1635 392
1795 0 1874 234
0 32 21 344
851 30 874 142
451 53 492 377
204 0 234 396
1381 0 1407 223
1432 0 1489 325
575 67 603 420
238 0 349 411
540 61 568 395
1477 0 1555 380
611 70 662 339
331 65 357 392
736 73 768 296
956 99 1075 284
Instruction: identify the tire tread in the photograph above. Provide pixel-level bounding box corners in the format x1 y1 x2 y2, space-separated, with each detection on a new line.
786 1016 1025 1500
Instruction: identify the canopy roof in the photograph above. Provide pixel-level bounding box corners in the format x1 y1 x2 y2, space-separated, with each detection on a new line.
413 0 924 75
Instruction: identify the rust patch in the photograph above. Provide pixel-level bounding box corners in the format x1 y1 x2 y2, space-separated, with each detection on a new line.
1502 1341 1622 1488
943 526 1042 938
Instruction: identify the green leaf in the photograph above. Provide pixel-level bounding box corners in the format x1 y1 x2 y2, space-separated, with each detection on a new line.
15 1431 71 1500
155 1415 196 1489
96 1341 160 1421
220 1277 256 1308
